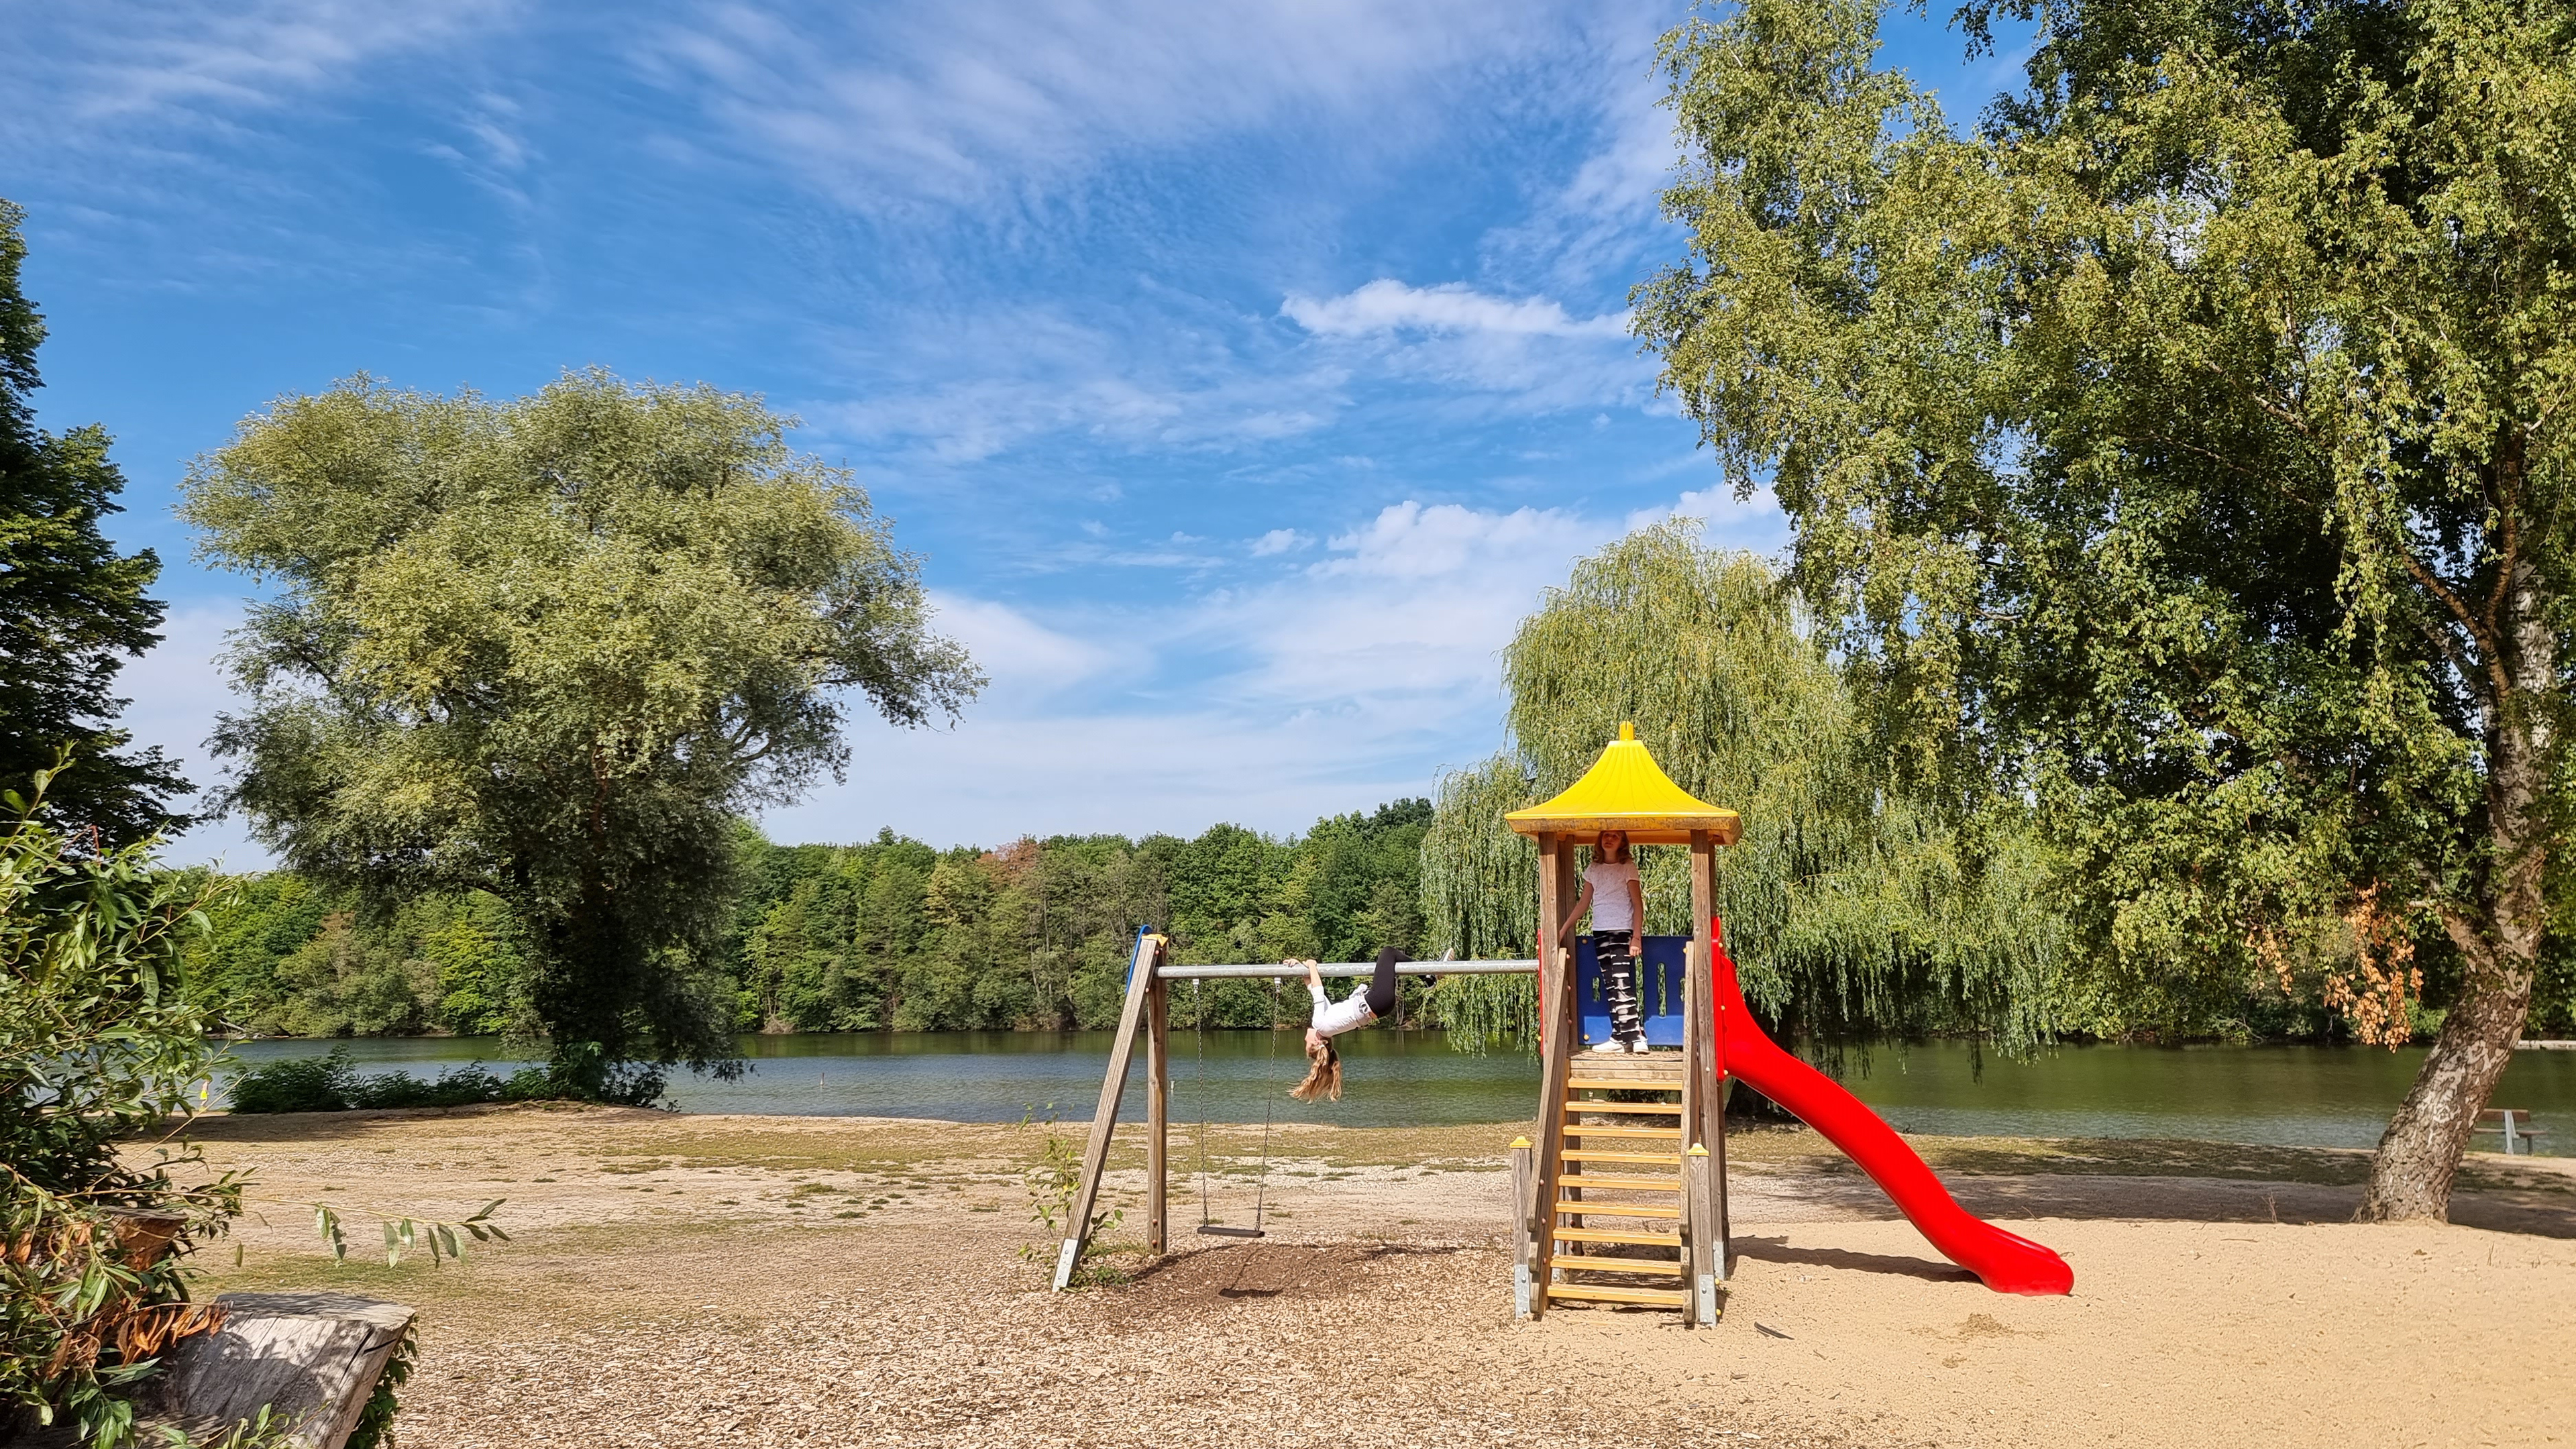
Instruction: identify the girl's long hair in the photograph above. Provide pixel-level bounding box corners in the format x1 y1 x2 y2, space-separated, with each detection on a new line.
1597 830 1631 863
1289 1038 1342 1102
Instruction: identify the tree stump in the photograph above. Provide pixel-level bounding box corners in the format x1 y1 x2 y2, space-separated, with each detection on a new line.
141 1292 415 1449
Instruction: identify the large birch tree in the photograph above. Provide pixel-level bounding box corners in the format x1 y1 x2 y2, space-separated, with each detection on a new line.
1633 0 2575 1215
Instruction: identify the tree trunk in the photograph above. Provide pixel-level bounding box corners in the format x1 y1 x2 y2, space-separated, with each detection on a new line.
2360 956 2535 1219
2363 550 2553 1220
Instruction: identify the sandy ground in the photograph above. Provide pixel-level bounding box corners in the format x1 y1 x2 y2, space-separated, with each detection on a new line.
163 1107 2576 1449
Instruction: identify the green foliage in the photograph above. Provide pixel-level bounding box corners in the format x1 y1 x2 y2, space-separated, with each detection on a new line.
1635 0 2574 1014
0 761 240 1446
186 806 1438 1042
1634 0 2576 1208
1016 1107 1122 1285
340 1323 415 1449
184 882 525 1040
309 1199 505 1269
0 201 188 845
221 1045 550 1114
1422 527 2061 1050
182 370 981 1099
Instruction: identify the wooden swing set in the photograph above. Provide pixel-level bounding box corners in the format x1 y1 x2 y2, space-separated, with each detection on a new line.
1053 723 1744 1325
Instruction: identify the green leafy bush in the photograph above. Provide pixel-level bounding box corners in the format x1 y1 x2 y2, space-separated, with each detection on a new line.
223 1046 551 1114
0 761 240 1446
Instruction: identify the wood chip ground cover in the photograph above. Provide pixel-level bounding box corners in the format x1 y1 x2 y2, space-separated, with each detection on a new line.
166 1106 2576 1448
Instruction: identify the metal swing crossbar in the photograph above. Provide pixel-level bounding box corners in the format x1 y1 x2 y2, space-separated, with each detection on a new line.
1156 959 1539 980
1049 939 1541 1290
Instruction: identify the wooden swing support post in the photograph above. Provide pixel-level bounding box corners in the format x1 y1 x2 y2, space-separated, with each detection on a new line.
1051 943 1542 1291
1055 931 1167 1292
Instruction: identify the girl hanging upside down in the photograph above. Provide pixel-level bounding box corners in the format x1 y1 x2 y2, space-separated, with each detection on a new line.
1288 945 1407 1102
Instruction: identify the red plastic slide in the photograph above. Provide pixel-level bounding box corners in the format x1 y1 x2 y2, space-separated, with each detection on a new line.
1711 920 2074 1295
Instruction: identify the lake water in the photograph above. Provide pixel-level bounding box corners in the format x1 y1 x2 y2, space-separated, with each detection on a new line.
217 1030 2576 1155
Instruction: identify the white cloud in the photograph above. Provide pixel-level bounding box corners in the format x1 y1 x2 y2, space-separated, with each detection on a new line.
920 591 1130 701
1249 528 1309 557
1481 55 1681 293
1278 279 1650 412
1280 280 1627 339
1627 483 1790 551
3 1 513 139
771 494 1648 845
804 307 1349 464
632 0 1619 211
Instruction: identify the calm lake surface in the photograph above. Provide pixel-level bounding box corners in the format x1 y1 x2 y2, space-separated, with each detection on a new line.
218 1030 2576 1155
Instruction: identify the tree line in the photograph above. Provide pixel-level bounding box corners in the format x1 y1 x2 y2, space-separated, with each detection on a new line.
183 801 1438 1041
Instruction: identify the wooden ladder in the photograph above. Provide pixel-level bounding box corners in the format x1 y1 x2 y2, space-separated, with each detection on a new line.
1534 1051 1696 1312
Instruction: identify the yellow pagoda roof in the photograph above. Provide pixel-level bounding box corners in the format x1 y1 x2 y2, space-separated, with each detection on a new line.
1505 722 1742 846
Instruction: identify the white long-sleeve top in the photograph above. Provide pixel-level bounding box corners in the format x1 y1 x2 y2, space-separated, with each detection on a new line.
1309 981 1377 1038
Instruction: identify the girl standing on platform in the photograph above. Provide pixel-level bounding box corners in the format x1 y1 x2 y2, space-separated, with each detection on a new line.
1289 945 1407 1101
1558 829 1648 1053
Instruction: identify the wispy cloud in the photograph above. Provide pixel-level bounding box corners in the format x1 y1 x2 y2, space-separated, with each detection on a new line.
763 483 1781 847
631 0 1616 212
1281 280 1627 339
1280 279 1649 411
5 0 514 137
801 305 1348 464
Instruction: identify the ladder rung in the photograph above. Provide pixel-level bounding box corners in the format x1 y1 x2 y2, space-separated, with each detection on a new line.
1546 1283 1688 1307
1551 1201 1680 1220
1563 1125 1682 1139
1559 1174 1680 1191
1560 1149 1680 1165
1552 1256 1682 1277
1564 1101 1686 1114
1552 1228 1680 1246
1564 1077 1683 1091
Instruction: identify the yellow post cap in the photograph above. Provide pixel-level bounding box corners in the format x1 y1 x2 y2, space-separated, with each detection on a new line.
1686 1143 1710 1156
1509 1136 1532 1149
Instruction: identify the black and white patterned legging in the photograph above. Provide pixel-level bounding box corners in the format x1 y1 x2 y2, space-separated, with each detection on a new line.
1592 929 1644 1038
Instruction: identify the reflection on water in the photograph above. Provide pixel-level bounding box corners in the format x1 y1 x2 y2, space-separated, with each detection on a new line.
216 1031 2576 1153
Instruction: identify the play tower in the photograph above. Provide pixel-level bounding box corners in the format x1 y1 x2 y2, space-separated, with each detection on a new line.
1503 720 1742 1320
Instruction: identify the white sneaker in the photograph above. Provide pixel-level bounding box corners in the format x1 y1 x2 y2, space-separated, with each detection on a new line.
1589 1038 1628 1055
1627 1038 1652 1055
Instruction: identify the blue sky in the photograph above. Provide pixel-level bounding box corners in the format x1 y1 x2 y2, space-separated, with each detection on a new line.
5 0 2029 864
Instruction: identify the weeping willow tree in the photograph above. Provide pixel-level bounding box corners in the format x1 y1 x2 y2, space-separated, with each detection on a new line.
1424 524 2059 1052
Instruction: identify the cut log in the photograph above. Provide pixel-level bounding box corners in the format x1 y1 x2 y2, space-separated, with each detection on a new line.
144 1292 415 1449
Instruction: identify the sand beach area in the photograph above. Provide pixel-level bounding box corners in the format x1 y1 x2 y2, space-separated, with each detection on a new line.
173 1106 2576 1448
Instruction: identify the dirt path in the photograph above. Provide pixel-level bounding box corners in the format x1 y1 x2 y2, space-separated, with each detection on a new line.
170 1108 2576 1448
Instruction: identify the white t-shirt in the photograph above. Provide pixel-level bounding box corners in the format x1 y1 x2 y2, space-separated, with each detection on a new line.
1309 981 1376 1038
1584 861 1642 932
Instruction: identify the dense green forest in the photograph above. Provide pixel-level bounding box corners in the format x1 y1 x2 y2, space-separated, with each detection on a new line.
184 800 1440 1040
186 780 2576 1046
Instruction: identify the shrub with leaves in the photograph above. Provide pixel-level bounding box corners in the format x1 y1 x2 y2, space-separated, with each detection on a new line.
223 1046 551 1114
0 759 240 1446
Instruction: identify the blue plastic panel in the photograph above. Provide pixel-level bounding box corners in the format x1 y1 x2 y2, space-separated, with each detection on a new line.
1574 934 1689 1048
